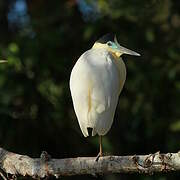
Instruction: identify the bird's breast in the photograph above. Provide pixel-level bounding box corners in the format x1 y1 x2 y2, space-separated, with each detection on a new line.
109 55 127 94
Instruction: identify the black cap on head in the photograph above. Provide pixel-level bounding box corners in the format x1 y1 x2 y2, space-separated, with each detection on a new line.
97 33 115 44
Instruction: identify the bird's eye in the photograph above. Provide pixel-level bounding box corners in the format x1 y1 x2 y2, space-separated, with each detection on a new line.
107 41 113 46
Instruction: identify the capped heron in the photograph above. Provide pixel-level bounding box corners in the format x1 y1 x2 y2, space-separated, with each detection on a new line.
70 34 140 158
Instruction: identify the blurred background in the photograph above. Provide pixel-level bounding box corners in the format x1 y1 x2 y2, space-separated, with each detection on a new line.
0 0 180 179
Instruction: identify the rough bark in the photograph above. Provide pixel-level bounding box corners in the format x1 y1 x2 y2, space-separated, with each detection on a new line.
0 147 180 179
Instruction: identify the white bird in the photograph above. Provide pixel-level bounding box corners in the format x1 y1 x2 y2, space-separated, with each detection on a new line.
70 34 140 157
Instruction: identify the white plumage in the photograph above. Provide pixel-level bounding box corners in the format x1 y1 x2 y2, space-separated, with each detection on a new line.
70 48 126 137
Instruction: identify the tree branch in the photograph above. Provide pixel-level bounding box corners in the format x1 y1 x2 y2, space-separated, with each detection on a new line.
0 147 180 179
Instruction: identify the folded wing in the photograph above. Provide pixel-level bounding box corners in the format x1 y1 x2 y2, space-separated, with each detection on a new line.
70 49 126 137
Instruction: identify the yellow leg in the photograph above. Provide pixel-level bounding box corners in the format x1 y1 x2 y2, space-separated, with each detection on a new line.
99 135 103 157
96 135 103 161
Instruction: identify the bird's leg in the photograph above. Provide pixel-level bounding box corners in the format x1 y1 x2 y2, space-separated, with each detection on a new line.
99 135 103 156
96 136 103 161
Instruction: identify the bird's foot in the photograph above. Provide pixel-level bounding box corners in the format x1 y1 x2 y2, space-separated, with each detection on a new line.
95 152 103 162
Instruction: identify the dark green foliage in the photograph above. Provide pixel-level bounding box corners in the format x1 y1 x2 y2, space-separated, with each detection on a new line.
0 0 179 179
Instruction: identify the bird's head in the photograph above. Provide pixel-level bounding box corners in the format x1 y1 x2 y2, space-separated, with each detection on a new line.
93 33 140 58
